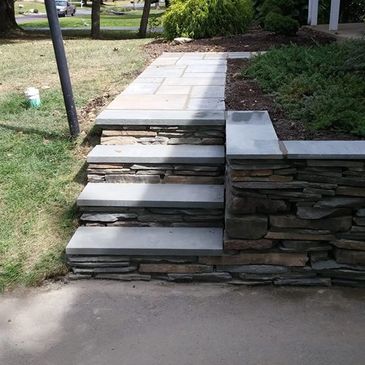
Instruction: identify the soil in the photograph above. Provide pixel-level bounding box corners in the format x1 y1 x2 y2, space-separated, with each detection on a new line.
144 28 334 58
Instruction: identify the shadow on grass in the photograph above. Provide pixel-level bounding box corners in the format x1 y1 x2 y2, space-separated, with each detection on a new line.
0 123 71 141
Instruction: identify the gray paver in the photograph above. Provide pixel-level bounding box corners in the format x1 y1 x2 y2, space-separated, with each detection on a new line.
123 83 161 95
226 111 283 159
155 85 192 95
107 94 188 110
87 144 225 164
283 140 365 159
185 65 227 73
77 183 224 209
191 86 225 98
162 77 226 86
66 226 223 255
96 110 225 126
187 98 225 110
96 52 228 118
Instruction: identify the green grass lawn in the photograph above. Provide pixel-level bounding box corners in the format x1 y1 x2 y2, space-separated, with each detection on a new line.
244 41 365 136
19 10 164 28
16 1 46 15
0 37 150 291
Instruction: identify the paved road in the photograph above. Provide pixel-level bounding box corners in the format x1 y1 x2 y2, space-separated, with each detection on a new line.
16 8 91 24
22 26 163 32
1 281 365 365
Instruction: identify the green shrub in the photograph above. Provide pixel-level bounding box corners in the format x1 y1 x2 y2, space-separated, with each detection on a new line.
264 11 299 35
258 0 306 34
244 41 365 136
162 0 254 40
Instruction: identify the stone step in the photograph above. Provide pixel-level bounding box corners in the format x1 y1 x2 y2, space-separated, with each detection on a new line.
96 110 225 127
78 183 224 210
66 226 223 256
87 144 225 164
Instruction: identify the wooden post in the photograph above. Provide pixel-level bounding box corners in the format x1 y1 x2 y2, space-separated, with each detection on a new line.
329 0 341 31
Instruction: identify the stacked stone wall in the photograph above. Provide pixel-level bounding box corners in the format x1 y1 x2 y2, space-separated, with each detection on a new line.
100 126 225 146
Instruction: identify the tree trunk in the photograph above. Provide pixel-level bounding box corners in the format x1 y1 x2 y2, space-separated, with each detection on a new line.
91 0 101 39
0 0 18 35
138 0 151 38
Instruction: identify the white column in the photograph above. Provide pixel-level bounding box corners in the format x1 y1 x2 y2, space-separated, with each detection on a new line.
310 0 319 26
307 0 312 24
329 0 341 31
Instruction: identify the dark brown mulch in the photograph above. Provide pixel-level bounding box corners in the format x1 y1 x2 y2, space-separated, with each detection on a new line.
225 59 360 140
144 28 334 59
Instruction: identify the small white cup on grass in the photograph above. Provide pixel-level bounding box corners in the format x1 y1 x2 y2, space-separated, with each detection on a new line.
25 87 41 108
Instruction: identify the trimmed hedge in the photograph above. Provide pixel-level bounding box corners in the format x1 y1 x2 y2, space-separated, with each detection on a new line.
162 0 254 40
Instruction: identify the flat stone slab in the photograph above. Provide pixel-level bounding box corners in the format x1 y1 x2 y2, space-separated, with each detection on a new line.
96 110 225 127
283 141 365 159
66 226 223 256
226 111 283 159
77 183 224 209
87 145 225 164
98 52 228 117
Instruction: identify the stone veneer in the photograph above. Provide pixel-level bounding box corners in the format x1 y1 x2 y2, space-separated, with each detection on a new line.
87 162 224 184
222 111 365 287
100 126 225 146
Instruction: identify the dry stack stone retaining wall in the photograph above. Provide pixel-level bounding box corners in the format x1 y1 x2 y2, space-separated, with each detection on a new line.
87 162 225 184
100 126 225 146
223 111 365 287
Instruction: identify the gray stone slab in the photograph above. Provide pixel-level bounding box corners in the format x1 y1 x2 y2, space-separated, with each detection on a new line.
140 68 186 78
123 83 161 95
227 52 252 59
162 77 226 86
87 145 225 164
185 65 227 73
176 59 226 66
226 111 283 159
77 183 224 209
96 110 225 126
66 226 223 256
187 98 225 110
191 86 225 98
156 85 192 95
183 72 226 79
283 141 365 159
107 94 188 110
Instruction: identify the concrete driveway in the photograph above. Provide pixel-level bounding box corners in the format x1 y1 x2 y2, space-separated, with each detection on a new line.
1 281 365 365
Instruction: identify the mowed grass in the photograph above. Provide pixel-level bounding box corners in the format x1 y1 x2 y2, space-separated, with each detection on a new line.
16 1 46 15
0 37 150 290
20 10 164 28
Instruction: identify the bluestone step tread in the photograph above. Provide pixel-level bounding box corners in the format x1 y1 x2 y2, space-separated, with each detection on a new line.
77 183 224 209
66 226 223 256
96 110 225 126
88 144 225 164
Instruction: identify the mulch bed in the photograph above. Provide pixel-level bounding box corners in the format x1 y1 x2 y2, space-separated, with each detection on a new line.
144 28 334 58
145 29 359 140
